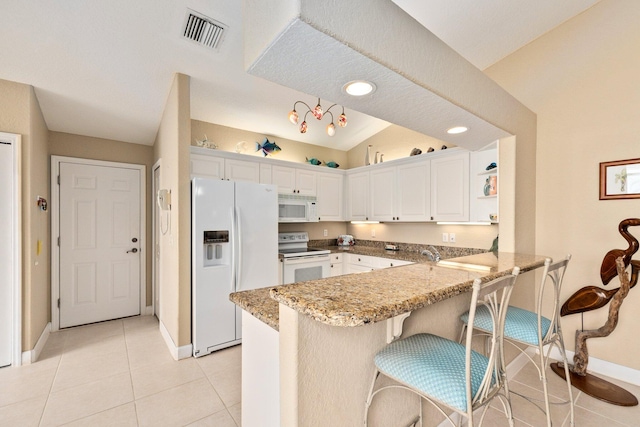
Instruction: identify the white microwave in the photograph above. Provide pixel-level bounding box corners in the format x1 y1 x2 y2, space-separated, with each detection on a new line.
278 195 319 222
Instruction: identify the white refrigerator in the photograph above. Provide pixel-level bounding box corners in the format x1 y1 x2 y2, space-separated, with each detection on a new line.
192 178 278 357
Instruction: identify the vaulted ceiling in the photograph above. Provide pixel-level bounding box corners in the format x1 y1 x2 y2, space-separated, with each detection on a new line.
0 0 601 150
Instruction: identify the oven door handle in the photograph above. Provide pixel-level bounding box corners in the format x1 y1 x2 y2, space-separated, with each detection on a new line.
282 254 331 264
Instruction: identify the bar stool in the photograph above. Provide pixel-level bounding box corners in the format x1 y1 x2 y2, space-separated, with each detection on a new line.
364 268 520 427
460 256 574 426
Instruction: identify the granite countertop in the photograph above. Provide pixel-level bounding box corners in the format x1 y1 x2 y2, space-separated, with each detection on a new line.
230 252 547 331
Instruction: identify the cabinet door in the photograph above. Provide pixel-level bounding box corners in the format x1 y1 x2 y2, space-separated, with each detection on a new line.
191 154 224 179
295 169 317 196
317 172 343 221
396 160 430 221
330 254 343 277
369 166 396 221
259 163 272 185
347 172 369 221
430 152 470 221
271 165 296 194
225 159 260 183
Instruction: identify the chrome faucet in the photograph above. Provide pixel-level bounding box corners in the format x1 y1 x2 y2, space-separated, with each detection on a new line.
427 245 442 262
422 245 441 262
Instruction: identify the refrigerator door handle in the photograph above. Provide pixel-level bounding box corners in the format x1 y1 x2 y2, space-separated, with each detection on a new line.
230 207 236 292
235 207 243 290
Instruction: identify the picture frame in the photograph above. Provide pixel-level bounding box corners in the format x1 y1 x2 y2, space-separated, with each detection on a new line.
599 158 640 200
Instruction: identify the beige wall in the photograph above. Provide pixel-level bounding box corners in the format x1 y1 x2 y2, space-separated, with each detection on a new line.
0 78 49 351
191 120 349 168
49 132 154 305
486 0 640 369
153 73 192 348
347 125 449 167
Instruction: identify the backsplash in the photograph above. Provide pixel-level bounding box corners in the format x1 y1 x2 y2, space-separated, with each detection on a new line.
308 238 487 259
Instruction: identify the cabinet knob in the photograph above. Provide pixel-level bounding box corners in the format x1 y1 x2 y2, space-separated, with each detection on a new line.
358 258 361 262
390 263 394 267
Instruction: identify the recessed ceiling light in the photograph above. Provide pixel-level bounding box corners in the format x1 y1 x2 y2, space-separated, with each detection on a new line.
343 80 376 96
447 126 468 134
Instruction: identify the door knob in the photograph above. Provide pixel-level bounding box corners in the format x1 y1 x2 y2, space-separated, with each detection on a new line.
127 248 138 253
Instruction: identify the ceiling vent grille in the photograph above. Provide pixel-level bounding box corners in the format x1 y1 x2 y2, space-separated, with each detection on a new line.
182 10 226 50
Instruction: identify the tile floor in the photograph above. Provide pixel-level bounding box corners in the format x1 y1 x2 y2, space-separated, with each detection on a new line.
0 316 240 427
1 315 639 426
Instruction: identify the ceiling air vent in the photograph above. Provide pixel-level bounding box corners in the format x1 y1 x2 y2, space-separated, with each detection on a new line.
182 10 226 50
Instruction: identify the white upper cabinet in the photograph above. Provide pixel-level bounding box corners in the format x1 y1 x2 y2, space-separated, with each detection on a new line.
369 166 396 221
225 158 260 183
347 171 369 221
369 160 430 222
430 151 470 222
316 172 344 221
272 165 317 195
295 169 317 196
191 154 224 179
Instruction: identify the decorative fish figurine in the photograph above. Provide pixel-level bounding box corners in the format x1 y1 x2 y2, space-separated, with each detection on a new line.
306 157 322 166
255 138 281 157
325 161 340 168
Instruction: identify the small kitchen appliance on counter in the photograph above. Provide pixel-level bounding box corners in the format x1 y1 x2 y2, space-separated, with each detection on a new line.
337 234 355 246
279 232 330 284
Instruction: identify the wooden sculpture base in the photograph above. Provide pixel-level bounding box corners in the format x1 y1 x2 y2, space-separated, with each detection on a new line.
551 362 638 406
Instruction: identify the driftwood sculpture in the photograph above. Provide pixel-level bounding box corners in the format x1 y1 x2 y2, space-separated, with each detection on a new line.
561 218 640 316
572 257 630 375
551 218 640 406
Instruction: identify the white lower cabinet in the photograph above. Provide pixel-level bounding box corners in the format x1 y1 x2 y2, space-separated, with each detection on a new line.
343 253 413 274
329 253 343 277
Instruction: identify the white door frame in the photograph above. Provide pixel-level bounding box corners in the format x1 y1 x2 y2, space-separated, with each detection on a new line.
152 159 161 320
0 132 22 366
51 156 146 331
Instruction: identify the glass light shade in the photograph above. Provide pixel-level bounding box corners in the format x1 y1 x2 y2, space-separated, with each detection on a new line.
338 113 347 127
312 103 323 120
299 121 308 134
288 110 298 125
447 126 468 134
326 122 336 136
343 80 375 96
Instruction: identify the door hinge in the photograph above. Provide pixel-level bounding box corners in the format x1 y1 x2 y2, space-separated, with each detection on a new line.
57 236 60 246
57 298 60 308
57 175 60 185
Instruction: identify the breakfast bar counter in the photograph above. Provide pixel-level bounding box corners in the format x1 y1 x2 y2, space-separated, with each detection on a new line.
230 251 547 427
230 251 546 331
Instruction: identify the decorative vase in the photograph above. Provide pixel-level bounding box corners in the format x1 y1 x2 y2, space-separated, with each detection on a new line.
365 145 372 166
483 178 491 196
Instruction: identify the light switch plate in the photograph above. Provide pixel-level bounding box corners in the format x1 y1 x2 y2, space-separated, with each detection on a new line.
442 233 449 242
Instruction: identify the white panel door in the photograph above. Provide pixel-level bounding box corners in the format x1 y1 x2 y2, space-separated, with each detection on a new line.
0 140 15 367
59 162 141 328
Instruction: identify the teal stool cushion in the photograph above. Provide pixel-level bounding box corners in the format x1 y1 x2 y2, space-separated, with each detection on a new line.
461 306 551 346
374 333 490 412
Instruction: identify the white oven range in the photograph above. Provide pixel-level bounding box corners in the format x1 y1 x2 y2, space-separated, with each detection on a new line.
279 232 330 285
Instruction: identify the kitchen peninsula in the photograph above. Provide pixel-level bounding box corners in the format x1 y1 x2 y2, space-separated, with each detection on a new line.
230 250 546 426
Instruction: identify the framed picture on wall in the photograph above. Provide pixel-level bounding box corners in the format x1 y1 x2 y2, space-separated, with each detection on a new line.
599 158 640 200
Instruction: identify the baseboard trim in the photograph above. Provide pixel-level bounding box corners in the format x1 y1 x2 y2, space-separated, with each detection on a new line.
548 347 640 387
159 320 192 360
21 322 51 365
